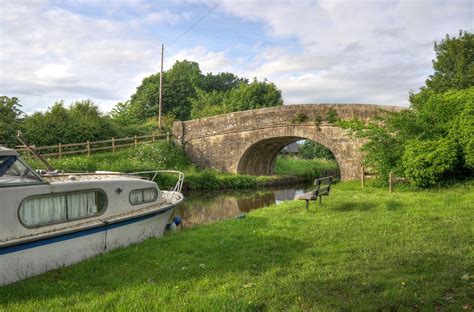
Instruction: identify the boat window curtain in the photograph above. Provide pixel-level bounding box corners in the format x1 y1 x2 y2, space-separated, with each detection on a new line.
143 189 157 202
130 190 143 204
67 192 97 218
20 195 67 226
130 188 157 204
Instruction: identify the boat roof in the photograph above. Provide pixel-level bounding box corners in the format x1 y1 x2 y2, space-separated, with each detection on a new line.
0 147 18 157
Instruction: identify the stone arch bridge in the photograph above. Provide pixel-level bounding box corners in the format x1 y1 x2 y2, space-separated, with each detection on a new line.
172 104 402 181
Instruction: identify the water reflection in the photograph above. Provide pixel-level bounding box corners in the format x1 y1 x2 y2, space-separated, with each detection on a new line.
174 184 315 228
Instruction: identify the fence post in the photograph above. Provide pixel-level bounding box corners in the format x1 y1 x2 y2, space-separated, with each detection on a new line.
361 166 365 188
389 172 393 193
87 140 90 156
112 137 115 154
134 135 137 147
166 132 170 143
152 132 155 142
58 143 62 160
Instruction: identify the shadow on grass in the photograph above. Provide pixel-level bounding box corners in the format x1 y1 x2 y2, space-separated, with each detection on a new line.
295 253 471 311
384 199 403 211
331 202 377 212
0 216 311 306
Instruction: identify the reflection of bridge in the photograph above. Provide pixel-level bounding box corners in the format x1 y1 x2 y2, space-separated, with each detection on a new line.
173 104 402 180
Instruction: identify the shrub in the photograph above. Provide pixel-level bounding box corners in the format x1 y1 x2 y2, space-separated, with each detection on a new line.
402 138 458 187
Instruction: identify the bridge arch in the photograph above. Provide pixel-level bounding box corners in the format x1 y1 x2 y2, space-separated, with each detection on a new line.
173 104 402 180
237 136 343 177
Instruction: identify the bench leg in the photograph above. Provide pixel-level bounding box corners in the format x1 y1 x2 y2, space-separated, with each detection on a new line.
305 200 309 210
319 196 322 205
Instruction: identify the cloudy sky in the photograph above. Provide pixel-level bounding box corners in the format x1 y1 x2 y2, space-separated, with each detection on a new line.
0 0 472 113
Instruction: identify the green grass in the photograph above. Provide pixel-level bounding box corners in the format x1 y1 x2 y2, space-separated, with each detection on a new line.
1 181 472 311
275 156 339 181
23 144 338 190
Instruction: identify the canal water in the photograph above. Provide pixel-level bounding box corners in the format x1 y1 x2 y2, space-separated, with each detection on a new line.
173 183 316 228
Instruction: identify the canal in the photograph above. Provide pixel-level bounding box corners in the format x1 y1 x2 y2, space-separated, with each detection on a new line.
173 183 317 228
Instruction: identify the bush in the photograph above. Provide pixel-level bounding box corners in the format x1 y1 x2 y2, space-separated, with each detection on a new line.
402 138 458 187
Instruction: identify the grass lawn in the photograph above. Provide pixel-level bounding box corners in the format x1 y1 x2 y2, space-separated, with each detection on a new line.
1 181 473 311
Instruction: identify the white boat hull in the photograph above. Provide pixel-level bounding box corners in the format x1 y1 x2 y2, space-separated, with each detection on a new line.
0 204 175 286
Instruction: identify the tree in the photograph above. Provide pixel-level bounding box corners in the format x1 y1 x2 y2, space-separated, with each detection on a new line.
125 60 204 122
225 79 283 112
0 96 23 147
351 31 474 187
298 141 335 160
190 78 283 119
202 72 248 92
425 30 474 93
21 100 121 146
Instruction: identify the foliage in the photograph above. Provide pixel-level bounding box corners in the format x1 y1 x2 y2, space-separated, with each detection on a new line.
223 79 283 112
424 30 474 94
402 138 458 187
2 181 472 311
326 108 340 123
298 140 335 160
351 31 474 187
20 100 120 146
201 72 248 92
291 112 308 124
190 89 228 119
314 114 323 131
190 78 283 119
0 96 23 147
275 155 339 181
114 60 279 123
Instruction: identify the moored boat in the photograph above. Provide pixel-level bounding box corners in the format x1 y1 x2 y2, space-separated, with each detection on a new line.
0 147 184 285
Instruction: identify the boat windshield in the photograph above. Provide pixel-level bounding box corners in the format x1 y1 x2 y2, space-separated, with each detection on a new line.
0 156 45 186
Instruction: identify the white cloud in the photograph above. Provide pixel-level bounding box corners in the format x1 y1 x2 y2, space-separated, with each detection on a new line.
166 45 238 73
1 0 472 113
210 0 473 106
0 1 167 113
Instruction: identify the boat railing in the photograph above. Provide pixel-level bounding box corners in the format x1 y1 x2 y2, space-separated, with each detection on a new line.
129 170 185 202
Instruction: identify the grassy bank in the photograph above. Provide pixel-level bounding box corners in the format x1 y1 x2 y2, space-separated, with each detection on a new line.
275 156 339 180
1 181 472 311
23 142 338 190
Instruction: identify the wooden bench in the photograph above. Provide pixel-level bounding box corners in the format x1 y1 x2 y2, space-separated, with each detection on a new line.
298 176 333 209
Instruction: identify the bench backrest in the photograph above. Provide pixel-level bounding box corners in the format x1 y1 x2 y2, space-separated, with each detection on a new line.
314 176 333 195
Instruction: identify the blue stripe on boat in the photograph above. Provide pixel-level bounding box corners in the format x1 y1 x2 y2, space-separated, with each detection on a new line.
0 207 173 255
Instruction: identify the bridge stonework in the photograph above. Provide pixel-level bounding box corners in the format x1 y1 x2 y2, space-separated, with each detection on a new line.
172 104 402 181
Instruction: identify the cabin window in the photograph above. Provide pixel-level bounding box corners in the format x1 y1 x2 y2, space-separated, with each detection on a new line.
0 156 45 187
129 188 158 205
19 191 107 227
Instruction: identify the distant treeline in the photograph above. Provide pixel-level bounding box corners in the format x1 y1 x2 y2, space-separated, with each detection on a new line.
0 60 283 148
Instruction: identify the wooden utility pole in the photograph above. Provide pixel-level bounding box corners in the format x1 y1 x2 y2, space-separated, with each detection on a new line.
158 43 164 129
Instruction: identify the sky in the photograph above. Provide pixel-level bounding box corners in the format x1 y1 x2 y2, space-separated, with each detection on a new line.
0 0 473 114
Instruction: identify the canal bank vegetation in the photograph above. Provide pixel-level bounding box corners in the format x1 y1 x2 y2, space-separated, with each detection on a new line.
337 31 474 188
23 141 338 190
1 181 472 310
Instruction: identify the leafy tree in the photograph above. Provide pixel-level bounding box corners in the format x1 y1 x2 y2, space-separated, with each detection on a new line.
350 31 474 187
225 79 283 112
21 100 121 146
202 72 248 92
298 140 335 160
0 96 23 147
424 30 474 94
190 89 228 119
123 60 203 122
190 78 283 119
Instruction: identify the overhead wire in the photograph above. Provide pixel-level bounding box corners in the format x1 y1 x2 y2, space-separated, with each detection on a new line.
166 0 223 47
